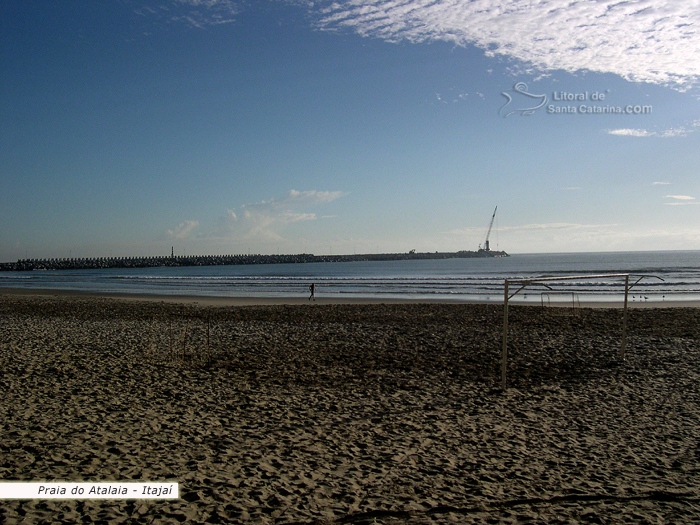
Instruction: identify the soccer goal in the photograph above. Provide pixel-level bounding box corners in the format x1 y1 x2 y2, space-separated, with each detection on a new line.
500 274 662 390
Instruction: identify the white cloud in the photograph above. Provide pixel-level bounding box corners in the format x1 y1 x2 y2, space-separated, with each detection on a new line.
450 220 700 252
447 221 611 238
664 194 697 205
653 181 671 185
447 221 630 252
240 208 281 241
217 189 346 241
608 120 700 137
139 0 239 28
503 222 614 232
285 189 345 204
311 0 700 90
659 127 695 138
666 195 695 200
608 128 653 137
167 220 200 239
278 211 317 223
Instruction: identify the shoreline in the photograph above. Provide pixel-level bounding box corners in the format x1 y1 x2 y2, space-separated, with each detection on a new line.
1 286 699 308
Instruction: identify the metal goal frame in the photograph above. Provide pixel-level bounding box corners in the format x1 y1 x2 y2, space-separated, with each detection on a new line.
501 274 661 390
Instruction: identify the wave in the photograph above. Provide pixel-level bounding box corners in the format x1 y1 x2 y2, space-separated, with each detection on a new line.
5 252 700 300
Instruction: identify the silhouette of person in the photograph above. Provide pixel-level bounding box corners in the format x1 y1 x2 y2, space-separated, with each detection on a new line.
309 283 315 301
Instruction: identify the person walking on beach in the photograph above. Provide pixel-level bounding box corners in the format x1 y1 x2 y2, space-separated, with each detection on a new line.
309 283 315 301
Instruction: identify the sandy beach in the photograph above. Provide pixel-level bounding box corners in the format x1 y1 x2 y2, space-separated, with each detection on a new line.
1 291 700 524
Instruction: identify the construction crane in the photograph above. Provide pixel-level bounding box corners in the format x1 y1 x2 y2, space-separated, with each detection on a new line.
479 206 497 251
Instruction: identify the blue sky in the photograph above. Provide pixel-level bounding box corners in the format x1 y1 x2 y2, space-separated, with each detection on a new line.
2 0 699 261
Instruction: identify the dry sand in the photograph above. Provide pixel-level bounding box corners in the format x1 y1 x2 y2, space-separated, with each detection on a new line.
1 292 700 524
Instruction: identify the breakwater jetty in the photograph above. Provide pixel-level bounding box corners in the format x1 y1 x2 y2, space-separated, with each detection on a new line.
1 250 508 272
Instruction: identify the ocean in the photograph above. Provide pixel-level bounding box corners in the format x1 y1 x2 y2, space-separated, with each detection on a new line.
1 251 699 304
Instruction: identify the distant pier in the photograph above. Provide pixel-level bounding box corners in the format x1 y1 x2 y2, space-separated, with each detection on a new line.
0 250 508 272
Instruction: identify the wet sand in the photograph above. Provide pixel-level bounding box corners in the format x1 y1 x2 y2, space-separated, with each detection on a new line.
2 287 698 308
1 292 699 523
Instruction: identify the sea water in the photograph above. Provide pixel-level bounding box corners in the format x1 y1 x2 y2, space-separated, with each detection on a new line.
1 251 699 303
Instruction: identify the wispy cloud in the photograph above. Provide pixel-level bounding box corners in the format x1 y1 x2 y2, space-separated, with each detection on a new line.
666 195 695 200
450 220 700 252
653 181 671 185
448 221 612 237
608 121 700 138
167 220 200 239
137 0 239 28
217 189 346 241
140 1 700 89
608 128 654 137
665 194 696 205
447 221 627 252
664 194 697 206
502 223 616 232
285 189 345 204
311 0 700 90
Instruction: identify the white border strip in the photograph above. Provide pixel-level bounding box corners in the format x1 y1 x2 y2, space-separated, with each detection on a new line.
0 483 178 499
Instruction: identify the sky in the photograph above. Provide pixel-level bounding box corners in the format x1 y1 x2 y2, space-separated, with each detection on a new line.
1 0 700 261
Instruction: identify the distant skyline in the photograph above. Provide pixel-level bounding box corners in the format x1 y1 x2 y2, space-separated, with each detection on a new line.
2 0 700 262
